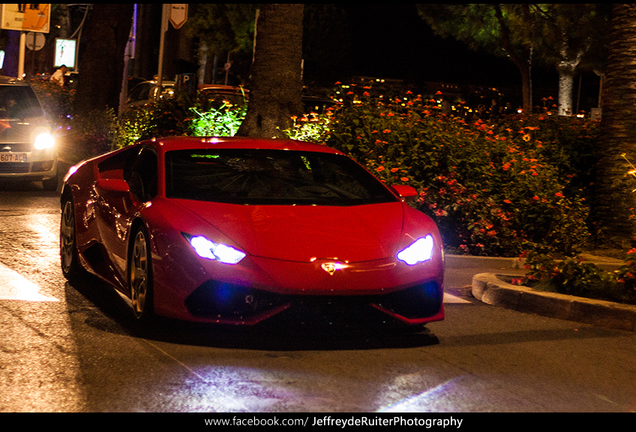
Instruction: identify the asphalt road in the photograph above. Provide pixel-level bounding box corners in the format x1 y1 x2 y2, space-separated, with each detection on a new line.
0 182 635 417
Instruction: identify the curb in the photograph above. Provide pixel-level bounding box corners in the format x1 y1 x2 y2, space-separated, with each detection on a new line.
445 253 623 271
445 254 524 269
472 272 636 332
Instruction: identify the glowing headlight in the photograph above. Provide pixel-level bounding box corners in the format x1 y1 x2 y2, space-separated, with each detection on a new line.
397 235 435 265
34 132 55 150
185 234 246 265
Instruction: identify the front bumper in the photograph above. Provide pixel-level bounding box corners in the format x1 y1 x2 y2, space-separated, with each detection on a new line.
183 278 444 328
152 240 445 327
0 156 58 181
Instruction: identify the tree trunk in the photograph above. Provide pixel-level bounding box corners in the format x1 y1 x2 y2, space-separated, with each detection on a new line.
558 69 575 116
557 32 586 116
519 62 532 113
493 4 533 113
236 4 304 138
592 4 636 247
73 4 134 115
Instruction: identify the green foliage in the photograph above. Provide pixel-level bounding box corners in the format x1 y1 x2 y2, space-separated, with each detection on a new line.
30 78 75 122
189 102 247 137
520 250 636 305
185 4 256 54
62 109 121 161
278 113 332 143
115 98 191 149
616 248 636 298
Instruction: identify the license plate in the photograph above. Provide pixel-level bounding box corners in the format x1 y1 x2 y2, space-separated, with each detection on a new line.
0 153 27 163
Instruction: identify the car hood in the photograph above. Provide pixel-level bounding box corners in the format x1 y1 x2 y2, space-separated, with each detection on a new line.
174 200 405 262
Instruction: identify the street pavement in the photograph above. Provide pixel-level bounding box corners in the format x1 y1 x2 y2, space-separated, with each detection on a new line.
445 254 636 332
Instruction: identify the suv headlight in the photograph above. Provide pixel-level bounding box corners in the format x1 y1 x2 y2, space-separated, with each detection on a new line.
34 132 55 150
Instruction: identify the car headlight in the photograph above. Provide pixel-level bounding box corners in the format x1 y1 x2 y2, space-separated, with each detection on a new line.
33 132 55 150
183 233 246 265
397 235 435 265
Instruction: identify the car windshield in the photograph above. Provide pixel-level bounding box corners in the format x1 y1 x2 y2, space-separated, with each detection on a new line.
0 86 44 119
165 149 398 206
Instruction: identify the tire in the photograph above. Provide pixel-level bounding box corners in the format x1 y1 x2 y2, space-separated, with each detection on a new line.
129 225 154 323
60 195 84 280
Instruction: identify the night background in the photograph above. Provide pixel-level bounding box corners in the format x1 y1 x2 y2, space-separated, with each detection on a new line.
344 4 524 86
341 4 598 111
341 4 602 112
4 4 602 112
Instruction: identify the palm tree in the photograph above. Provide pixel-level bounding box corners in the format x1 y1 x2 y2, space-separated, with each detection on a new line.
236 4 304 138
73 4 134 114
593 4 636 247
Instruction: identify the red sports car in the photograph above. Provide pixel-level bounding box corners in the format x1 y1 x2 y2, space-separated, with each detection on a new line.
60 137 444 329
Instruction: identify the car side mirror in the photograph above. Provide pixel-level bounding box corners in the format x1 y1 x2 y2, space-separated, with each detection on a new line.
391 184 418 203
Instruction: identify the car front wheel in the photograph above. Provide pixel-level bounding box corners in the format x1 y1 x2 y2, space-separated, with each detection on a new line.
129 225 154 322
60 195 83 280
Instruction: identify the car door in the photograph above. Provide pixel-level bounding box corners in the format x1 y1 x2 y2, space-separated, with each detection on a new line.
94 146 158 289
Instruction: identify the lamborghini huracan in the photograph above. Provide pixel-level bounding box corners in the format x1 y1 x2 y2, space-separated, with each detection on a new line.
60 137 444 328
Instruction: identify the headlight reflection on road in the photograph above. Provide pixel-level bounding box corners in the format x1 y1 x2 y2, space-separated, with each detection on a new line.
377 375 468 412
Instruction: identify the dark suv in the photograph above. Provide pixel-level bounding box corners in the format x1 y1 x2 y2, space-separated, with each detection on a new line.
0 77 57 190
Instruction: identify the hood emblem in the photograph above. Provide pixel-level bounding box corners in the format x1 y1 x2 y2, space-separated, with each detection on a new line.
320 261 346 275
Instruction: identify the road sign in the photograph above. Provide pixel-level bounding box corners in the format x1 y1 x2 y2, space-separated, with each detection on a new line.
1 4 50 33
169 4 188 30
26 32 46 51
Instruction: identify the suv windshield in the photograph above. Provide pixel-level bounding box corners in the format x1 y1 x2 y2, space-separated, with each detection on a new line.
165 149 398 206
0 86 44 120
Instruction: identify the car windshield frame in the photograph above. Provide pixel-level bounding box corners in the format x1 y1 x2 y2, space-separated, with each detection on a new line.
0 85 44 120
164 148 399 206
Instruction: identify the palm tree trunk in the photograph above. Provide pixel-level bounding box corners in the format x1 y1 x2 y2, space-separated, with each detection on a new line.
236 4 304 138
593 4 636 247
73 4 134 114
558 69 575 116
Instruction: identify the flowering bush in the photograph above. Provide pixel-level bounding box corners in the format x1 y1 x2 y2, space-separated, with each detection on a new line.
616 247 636 296
279 112 332 143
326 82 597 257
519 250 636 305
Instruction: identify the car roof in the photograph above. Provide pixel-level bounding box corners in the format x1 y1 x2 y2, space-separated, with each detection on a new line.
131 80 175 89
138 136 343 155
0 76 30 86
198 84 246 93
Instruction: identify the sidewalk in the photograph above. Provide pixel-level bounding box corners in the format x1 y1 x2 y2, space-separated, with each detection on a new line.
445 254 636 332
